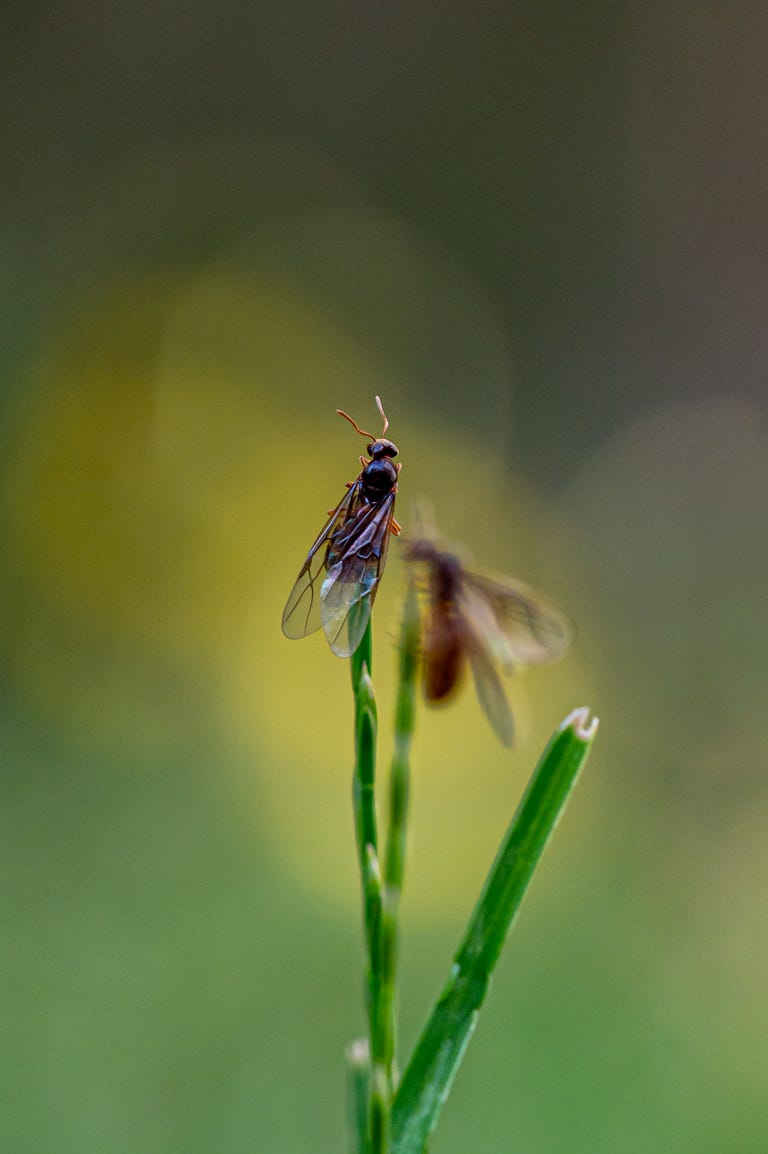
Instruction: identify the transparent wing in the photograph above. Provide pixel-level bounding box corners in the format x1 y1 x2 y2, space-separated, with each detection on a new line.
462 570 574 667
457 583 515 745
281 482 361 641
464 631 515 746
320 491 396 657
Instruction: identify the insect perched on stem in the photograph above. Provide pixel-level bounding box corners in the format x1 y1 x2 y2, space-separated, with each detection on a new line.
403 519 573 746
282 396 402 658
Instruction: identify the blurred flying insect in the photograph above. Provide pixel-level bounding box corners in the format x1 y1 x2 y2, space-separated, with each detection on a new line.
282 396 401 658
404 522 573 746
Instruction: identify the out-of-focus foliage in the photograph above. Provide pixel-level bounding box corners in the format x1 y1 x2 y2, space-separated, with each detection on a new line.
2 3 767 1152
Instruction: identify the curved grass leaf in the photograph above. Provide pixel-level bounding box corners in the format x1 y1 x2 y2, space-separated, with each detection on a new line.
391 707 599 1154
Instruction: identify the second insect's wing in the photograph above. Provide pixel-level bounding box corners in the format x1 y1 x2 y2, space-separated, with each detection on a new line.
464 571 574 668
458 581 515 746
320 491 397 658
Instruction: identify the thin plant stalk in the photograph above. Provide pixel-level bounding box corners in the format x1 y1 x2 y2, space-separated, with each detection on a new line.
351 621 377 879
381 580 420 1085
349 587 420 1154
350 619 388 1152
345 1039 371 1154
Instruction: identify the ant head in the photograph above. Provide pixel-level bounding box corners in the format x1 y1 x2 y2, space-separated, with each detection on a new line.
367 437 398 460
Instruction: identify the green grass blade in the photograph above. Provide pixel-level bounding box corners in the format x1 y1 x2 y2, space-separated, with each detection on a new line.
345 1039 371 1154
384 581 419 898
349 619 389 1153
391 707 599 1154
351 615 373 684
351 623 378 893
378 580 420 1091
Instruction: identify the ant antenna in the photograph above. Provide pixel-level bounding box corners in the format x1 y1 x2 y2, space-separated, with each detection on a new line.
374 395 389 436
336 395 389 439
336 408 374 439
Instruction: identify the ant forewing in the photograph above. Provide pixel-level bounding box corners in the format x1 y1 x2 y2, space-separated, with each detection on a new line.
281 397 401 658
403 524 573 746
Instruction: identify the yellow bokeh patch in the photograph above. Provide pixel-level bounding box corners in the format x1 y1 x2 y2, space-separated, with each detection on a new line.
3 269 594 920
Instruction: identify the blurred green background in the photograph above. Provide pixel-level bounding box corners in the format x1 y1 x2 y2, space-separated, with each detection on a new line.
2 4 767 1152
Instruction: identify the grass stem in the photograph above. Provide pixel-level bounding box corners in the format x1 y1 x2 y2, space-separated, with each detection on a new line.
349 588 421 1152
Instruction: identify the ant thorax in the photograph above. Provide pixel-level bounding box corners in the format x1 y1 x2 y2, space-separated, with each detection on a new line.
362 454 398 500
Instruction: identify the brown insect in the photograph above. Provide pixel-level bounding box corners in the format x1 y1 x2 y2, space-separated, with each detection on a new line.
403 524 573 745
281 397 401 658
